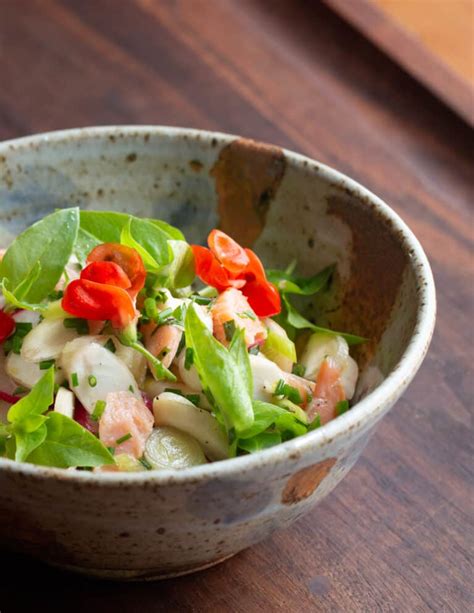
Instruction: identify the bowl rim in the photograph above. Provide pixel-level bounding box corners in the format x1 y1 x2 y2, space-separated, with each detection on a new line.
0 125 436 484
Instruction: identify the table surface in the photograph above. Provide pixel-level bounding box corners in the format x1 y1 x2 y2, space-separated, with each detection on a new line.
1 1 472 611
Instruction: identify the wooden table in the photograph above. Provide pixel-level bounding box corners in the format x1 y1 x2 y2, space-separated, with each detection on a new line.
1 1 472 611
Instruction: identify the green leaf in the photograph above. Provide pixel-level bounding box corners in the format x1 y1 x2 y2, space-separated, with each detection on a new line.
79 210 129 243
26 412 115 468
267 265 334 296
239 400 307 440
13 421 47 462
238 431 282 453
74 227 101 264
8 368 55 422
229 329 253 397
121 217 172 271
282 296 366 346
150 220 185 241
185 304 254 434
0 279 48 313
0 208 79 303
159 240 195 288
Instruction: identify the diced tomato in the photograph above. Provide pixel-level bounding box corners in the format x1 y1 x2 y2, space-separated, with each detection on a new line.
241 249 280 317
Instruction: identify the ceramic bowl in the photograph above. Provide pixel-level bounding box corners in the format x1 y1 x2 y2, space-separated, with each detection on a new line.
0 127 435 579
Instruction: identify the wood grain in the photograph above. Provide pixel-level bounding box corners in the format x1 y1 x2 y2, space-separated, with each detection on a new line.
0 0 473 611
324 0 474 125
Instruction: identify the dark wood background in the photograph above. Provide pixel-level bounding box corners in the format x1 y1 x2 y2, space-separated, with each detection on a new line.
1 1 472 611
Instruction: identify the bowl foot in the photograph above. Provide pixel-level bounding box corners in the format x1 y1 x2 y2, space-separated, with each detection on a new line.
45 552 237 581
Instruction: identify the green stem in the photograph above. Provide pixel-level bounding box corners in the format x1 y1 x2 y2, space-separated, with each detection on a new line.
119 324 176 382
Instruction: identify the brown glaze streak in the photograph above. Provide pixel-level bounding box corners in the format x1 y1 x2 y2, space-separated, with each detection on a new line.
326 194 407 366
282 458 336 504
210 138 286 246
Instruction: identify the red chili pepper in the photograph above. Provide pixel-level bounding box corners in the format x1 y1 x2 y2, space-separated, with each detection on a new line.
0 310 16 343
87 243 146 298
62 279 136 329
192 231 281 317
241 249 280 317
191 245 245 292
208 229 249 274
80 261 132 290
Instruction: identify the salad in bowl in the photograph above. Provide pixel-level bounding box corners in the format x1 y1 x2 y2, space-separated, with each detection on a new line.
0 207 363 472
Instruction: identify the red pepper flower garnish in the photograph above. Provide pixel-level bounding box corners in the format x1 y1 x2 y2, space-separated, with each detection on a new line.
0 310 15 343
192 230 281 317
87 243 146 299
62 244 146 329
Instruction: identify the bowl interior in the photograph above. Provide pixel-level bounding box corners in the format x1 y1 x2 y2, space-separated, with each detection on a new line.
0 127 427 402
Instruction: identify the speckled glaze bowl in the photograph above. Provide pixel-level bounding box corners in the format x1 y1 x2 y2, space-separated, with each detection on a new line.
0 127 435 579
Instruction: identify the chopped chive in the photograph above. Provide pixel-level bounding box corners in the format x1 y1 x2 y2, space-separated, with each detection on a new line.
63 318 89 334
116 432 132 445
184 347 194 370
273 379 302 404
91 399 106 421
292 363 306 377
176 333 186 356
249 345 260 355
336 400 350 416
88 375 97 388
11 335 23 354
154 290 167 304
107 446 115 456
13 386 28 396
128 385 135 393
104 338 116 353
144 297 159 321
164 388 184 396
309 414 321 430
48 290 64 301
185 394 200 407
39 359 55 370
192 294 212 305
274 379 286 396
71 372 79 387
238 310 256 321
15 322 33 335
223 320 236 341
139 457 152 470
156 307 173 325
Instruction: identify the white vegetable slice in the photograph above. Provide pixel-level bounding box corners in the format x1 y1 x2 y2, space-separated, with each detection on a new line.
60 337 139 413
176 349 202 391
21 318 78 362
300 332 358 399
153 392 228 460
114 343 147 387
144 426 207 470
249 353 285 401
13 310 41 327
5 352 65 389
54 387 75 418
143 377 211 410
